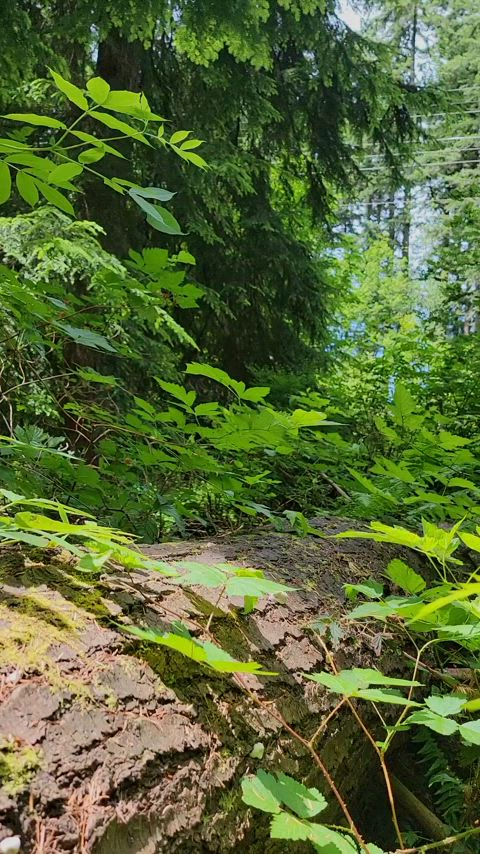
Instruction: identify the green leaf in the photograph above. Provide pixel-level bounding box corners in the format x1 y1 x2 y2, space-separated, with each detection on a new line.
242 771 326 821
131 185 175 202
459 532 480 552
405 710 459 736
86 76 111 104
344 580 384 600
425 694 466 717
102 90 163 120
225 574 292 599
266 773 327 819
156 380 196 408
53 323 116 352
128 190 183 234
413 583 480 623
78 148 105 164
48 162 83 184
270 813 310 841
0 162 12 205
77 368 118 386
123 625 274 674
241 387 270 402
170 130 191 144
3 113 66 128
241 774 281 814
180 150 208 168
69 130 125 158
35 180 74 215
50 69 89 110
77 550 113 573
90 110 149 143
180 139 204 150
176 250 196 264
458 719 480 745
386 560 426 594
177 562 227 587
308 825 358 852
305 668 421 699
355 689 418 706
16 171 39 206
185 362 244 394
291 409 327 428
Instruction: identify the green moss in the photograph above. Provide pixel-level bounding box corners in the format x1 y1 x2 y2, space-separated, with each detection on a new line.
0 739 42 795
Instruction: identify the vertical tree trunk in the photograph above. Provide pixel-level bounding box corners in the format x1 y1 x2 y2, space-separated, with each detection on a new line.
81 31 151 255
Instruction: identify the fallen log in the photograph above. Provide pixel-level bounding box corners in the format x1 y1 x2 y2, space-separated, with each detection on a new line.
0 518 424 853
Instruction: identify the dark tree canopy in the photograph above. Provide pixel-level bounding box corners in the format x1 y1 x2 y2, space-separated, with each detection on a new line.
3 0 417 376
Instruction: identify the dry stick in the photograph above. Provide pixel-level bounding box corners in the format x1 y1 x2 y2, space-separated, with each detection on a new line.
233 673 370 854
317 637 405 850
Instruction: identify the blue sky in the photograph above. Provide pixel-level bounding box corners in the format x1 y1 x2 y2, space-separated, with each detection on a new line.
338 1 361 30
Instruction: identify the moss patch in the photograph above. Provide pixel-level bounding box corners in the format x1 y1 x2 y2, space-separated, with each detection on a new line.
0 738 42 795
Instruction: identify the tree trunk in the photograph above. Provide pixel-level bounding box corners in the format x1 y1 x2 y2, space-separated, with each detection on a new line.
81 30 150 255
0 519 424 853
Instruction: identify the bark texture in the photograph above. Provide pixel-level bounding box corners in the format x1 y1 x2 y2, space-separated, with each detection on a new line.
0 519 422 853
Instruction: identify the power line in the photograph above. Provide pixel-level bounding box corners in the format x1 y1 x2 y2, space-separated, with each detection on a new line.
360 157 480 173
413 108 480 118
361 133 480 150
363 146 480 161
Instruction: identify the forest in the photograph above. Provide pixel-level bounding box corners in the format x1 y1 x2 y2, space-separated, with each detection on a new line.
0 1 480 852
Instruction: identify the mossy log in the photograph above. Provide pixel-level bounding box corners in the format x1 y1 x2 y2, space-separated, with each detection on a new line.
0 519 422 853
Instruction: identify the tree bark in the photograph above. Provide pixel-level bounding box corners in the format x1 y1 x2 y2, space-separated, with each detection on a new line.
0 519 425 852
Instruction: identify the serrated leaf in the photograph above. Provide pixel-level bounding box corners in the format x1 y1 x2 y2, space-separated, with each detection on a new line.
458 719 480 745
386 560 426 594
405 709 459 736
425 694 466 717
307 668 420 694
270 813 310 840
268 773 327 818
241 386 270 402
355 688 418 706
177 562 227 587
241 774 281 814
156 379 196 407
50 69 88 110
344 580 384 600
225 575 292 598
77 550 113 573
176 250 196 264
308 825 358 852
123 625 274 674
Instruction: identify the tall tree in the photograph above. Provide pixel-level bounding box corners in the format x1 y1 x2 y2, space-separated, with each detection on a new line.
3 0 418 377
